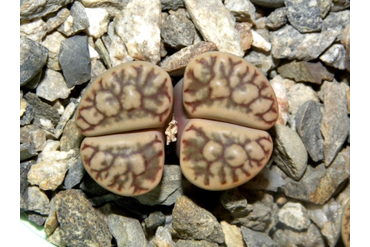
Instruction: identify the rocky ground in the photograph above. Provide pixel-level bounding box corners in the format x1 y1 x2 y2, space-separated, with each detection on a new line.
20 0 350 246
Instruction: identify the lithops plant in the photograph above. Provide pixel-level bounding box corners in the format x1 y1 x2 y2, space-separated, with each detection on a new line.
76 61 173 196
341 200 350 247
174 51 279 190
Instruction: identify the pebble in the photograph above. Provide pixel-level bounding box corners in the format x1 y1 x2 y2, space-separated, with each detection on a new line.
277 60 334 85
341 25 350 59
171 195 225 244
278 202 311 230
266 7 287 30
55 189 112 246
295 100 325 162
318 0 332 18
114 0 162 63
60 119 85 151
26 212 47 226
184 0 244 57
224 0 256 22
251 29 271 52
106 214 148 247
20 19 47 43
161 0 185 10
24 186 51 215
244 49 279 76
220 221 245 247
59 35 91 87
36 69 73 102
270 24 336 61
20 160 35 206
271 124 308 181
322 10 350 42
41 31 67 71
320 81 350 166
250 0 284 8
336 180 350 208
63 155 85 189
20 36 48 86
176 240 218 247
20 0 74 21
70 1 90 33
150 226 176 247
20 143 38 162
241 226 277 247
272 223 325 246
285 0 323 33
307 198 342 247
85 7 110 38
220 188 253 220
53 101 77 139
57 15 74 36
45 8 70 33
161 11 196 49
235 22 253 51
241 165 286 192
320 43 350 70
144 211 166 230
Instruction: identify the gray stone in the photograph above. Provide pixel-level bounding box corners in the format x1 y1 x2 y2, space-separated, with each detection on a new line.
161 12 195 49
45 8 70 33
25 186 50 215
224 0 256 22
105 214 148 247
64 155 85 189
341 25 350 59
36 69 73 101
55 189 112 246
20 160 36 210
176 240 218 247
184 0 244 57
20 0 74 21
272 223 325 247
134 165 186 206
41 30 66 71
277 60 334 85
271 124 308 181
270 24 336 61
59 35 91 87
171 195 225 244
23 70 43 90
150 226 176 247
244 49 279 76
53 102 77 139
23 92 60 130
114 0 161 63
58 14 74 36
26 212 47 226
250 0 284 8
161 0 185 10
307 198 342 247
322 10 350 42
241 226 277 247
278 202 311 230
20 101 34 126
266 7 288 30
20 143 38 162
144 211 166 230
70 1 89 33
285 0 323 33
320 81 350 166
318 0 332 18
220 188 253 220
282 146 350 205
20 36 48 86
296 100 324 162
320 44 350 70
330 0 350 11
20 19 48 43
241 165 286 192
60 119 85 151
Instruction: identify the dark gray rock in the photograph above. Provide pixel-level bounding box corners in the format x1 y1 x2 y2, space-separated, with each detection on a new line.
25 186 50 215
23 92 60 130
64 154 85 189
320 44 350 70
296 100 324 162
70 1 89 33
272 223 325 246
161 0 185 10
59 35 91 87
330 0 350 12
23 70 42 90
241 226 277 247
250 0 284 8
144 211 166 230
176 239 218 247
20 36 48 86
55 189 112 246
285 0 323 33
20 0 74 21
20 103 34 126
220 188 253 220
20 143 38 162
161 12 195 49
266 7 288 30
20 160 35 210
79 172 112 196
26 212 47 226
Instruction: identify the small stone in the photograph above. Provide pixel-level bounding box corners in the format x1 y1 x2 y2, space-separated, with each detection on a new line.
45 8 70 33
160 41 217 76
277 60 334 84
55 189 112 246
271 124 308 181
244 49 279 76
220 221 245 247
296 100 324 162
41 31 66 71
270 24 336 61
144 211 166 230
318 0 332 18
70 1 90 33
85 7 110 38
269 75 289 125
285 0 323 33
150 226 176 247
44 198 58 236
320 44 349 70
57 15 74 36
20 160 35 196
36 69 73 102
114 0 162 63
220 188 253 220
336 180 350 208
20 19 47 43
53 102 77 139
20 143 38 162
90 59 107 83
105 214 148 247
161 11 196 49
46 227 66 247
341 25 350 59
59 35 91 87
26 212 47 226
161 0 185 10
282 146 350 204
266 7 287 30
235 22 253 51
241 166 286 192
20 36 48 86
23 92 60 130
272 223 325 246
224 0 256 22
25 186 50 215
20 0 74 21
250 0 284 8
307 198 342 247
176 240 218 247
241 226 277 247
64 155 85 189
60 119 85 151
320 81 350 166
251 29 271 52
322 10 350 42
184 0 244 56
171 195 225 244
278 202 311 230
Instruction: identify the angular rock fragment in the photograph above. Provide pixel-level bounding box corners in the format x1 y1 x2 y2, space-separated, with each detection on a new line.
320 44 350 70
20 0 74 21
285 0 323 33
224 0 256 22
241 226 277 247
70 1 90 33
272 223 325 246
36 69 72 101
278 202 311 230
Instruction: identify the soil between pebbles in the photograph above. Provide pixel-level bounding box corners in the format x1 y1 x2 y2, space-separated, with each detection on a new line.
20 0 350 246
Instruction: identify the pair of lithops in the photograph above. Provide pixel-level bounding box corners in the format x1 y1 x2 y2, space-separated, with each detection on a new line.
76 51 279 196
